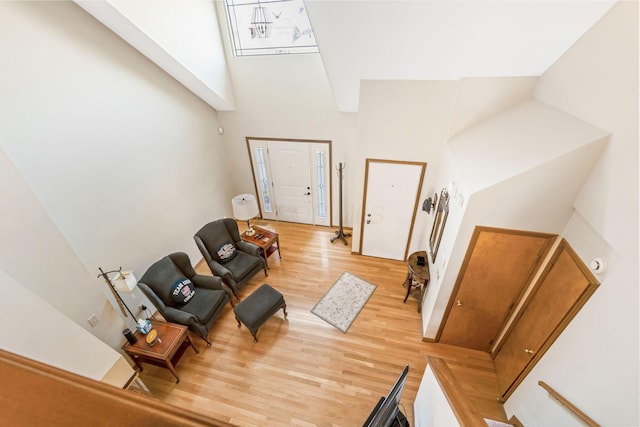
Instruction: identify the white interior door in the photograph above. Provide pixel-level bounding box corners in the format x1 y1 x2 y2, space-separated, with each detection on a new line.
360 159 425 260
247 138 331 226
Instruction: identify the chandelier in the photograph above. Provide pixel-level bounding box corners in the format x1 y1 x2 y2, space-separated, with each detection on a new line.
251 3 272 38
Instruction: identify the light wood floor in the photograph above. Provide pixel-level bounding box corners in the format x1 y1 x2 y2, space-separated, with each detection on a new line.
137 221 504 426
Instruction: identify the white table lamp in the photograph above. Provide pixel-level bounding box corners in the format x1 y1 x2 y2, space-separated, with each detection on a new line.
232 193 259 236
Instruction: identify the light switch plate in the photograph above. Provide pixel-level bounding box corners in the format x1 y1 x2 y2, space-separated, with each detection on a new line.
88 314 99 327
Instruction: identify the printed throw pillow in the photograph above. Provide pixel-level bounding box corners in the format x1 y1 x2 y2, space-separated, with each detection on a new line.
216 242 237 263
170 278 196 304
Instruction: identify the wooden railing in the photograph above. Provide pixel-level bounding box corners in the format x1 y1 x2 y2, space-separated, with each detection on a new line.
1 349 231 426
538 381 600 427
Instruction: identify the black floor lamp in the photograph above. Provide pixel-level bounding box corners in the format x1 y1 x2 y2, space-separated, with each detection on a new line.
97 267 136 319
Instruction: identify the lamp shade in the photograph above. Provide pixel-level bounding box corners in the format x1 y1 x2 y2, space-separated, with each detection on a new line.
232 194 259 221
111 271 137 293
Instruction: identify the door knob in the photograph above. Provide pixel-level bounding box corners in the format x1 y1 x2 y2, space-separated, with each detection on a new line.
366 220 371 224
304 192 311 195
367 213 371 217
456 300 463 306
524 348 536 355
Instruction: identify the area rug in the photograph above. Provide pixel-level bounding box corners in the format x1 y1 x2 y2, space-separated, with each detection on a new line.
311 271 377 333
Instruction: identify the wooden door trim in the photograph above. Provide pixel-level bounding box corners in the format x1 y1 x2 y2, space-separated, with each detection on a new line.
245 137 332 226
358 158 426 260
434 226 557 345
496 238 600 400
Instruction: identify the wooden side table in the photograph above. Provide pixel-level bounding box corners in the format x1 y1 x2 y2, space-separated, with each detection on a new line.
242 225 281 268
121 320 199 384
403 251 430 313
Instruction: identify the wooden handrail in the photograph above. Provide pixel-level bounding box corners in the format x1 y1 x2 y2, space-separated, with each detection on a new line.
1 349 232 426
538 381 600 427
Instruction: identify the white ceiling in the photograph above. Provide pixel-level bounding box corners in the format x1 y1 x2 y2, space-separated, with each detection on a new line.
76 0 617 114
305 1 617 112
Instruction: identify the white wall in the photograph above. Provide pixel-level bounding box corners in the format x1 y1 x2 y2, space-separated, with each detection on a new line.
352 78 539 256
535 2 638 254
212 0 359 223
76 0 236 111
504 2 639 426
0 2 234 348
0 269 133 387
213 16 536 238
306 1 615 112
108 0 234 106
414 364 460 427
448 76 538 139
416 3 637 425
216 52 358 228
449 100 610 194
418 149 465 336
352 80 458 254
420 98 609 336
0 147 124 348
421 139 607 338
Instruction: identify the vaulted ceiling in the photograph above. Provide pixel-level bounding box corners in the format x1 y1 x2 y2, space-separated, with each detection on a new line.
306 1 616 111
76 0 617 113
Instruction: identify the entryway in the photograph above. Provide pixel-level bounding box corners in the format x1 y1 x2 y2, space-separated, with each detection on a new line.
246 137 331 226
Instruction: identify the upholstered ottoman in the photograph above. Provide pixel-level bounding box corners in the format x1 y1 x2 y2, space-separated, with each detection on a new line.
233 284 287 342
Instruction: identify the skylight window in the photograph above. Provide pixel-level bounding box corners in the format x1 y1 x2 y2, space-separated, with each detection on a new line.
225 0 319 57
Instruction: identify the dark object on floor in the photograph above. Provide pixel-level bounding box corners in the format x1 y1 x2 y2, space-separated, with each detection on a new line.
137 252 232 347
363 365 410 427
233 283 287 342
122 328 137 345
331 162 352 245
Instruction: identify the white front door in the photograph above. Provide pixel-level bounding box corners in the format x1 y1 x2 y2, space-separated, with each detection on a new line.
247 138 331 226
360 159 425 260
268 142 313 224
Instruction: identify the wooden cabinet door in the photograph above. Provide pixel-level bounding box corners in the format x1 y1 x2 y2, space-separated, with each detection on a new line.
438 227 554 351
493 240 599 399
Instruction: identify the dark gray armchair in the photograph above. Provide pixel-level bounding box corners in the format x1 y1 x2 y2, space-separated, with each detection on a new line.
194 218 267 300
137 252 232 347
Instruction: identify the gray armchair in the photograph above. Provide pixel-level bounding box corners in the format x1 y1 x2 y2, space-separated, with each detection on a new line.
137 252 232 347
194 218 267 300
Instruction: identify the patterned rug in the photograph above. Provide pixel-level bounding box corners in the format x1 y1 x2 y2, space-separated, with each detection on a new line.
311 271 377 333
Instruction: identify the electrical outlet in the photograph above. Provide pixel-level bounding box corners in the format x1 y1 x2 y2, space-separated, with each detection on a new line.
88 314 99 327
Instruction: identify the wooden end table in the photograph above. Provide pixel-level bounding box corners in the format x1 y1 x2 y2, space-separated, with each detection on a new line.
403 251 430 313
121 320 198 384
242 225 281 268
